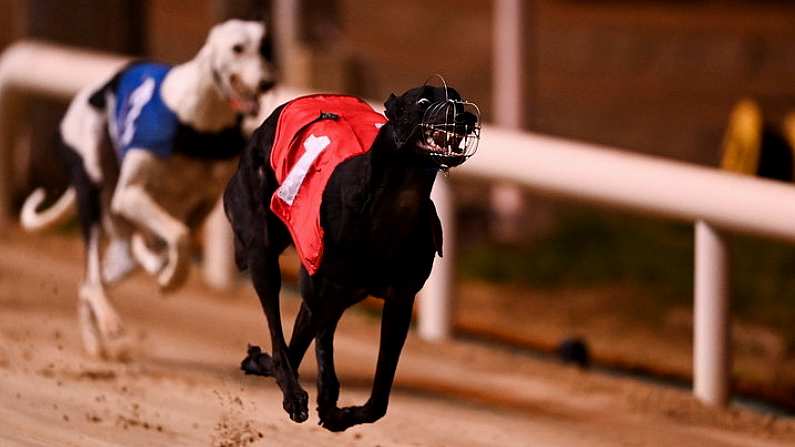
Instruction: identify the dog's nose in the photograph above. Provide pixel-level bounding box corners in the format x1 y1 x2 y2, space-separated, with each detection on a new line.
258 79 275 93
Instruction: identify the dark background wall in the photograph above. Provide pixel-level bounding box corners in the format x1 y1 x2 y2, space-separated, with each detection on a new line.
531 1 795 165
1 0 794 179
330 1 795 166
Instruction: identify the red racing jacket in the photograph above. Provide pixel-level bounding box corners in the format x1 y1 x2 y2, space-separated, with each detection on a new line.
269 94 387 275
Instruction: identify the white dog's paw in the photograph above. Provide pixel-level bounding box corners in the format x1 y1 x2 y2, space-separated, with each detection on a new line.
78 299 104 358
79 284 126 343
157 236 191 293
100 334 132 362
77 290 133 361
102 239 138 284
131 232 167 274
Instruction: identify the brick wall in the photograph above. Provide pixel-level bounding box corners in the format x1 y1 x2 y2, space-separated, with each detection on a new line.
336 0 492 117
532 1 795 164
332 0 795 165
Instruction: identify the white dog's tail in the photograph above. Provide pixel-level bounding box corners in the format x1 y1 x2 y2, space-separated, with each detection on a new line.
20 187 77 232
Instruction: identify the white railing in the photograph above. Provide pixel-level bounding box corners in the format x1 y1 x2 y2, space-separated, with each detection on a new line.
3 41 794 408
445 127 795 407
0 41 129 222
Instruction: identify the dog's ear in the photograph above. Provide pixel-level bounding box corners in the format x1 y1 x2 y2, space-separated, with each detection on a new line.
384 93 399 121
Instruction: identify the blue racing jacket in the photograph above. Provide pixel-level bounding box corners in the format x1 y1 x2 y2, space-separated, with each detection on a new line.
111 63 179 160
94 62 246 162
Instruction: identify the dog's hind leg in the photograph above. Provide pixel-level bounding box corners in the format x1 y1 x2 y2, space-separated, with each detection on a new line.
248 249 309 423
243 267 331 377
241 301 316 377
69 150 127 358
78 224 127 358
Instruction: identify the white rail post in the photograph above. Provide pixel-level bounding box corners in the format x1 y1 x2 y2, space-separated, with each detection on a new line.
419 175 455 341
202 200 237 290
694 220 731 406
273 0 309 87
493 0 524 128
490 0 525 242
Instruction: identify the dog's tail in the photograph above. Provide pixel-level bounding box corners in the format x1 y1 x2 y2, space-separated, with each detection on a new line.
20 187 77 232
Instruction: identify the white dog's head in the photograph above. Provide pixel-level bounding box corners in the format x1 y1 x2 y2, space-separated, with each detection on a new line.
200 19 275 116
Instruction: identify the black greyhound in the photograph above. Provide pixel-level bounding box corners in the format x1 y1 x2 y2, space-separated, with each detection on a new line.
223 83 479 431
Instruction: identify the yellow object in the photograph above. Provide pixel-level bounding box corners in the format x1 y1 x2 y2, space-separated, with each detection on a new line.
720 99 762 175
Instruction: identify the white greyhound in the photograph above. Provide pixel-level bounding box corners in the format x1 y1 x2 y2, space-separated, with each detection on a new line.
19 20 276 358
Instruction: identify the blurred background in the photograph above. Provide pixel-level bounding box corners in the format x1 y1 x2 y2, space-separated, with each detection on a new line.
2 0 795 411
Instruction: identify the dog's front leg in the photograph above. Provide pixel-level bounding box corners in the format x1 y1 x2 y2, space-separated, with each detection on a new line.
111 150 190 291
248 250 309 423
320 290 415 432
315 314 343 427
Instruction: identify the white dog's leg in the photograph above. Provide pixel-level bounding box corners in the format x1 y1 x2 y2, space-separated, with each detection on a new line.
101 213 139 285
131 232 167 275
102 237 137 285
112 150 191 291
78 224 126 358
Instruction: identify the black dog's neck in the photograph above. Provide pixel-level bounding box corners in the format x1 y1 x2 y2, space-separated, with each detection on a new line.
366 122 439 202
347 122 439 253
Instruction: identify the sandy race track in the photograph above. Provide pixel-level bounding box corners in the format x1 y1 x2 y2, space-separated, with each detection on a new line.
1 230 795 447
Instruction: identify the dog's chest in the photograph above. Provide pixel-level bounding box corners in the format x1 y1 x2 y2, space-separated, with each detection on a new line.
145 156 236 218
315 163 440 291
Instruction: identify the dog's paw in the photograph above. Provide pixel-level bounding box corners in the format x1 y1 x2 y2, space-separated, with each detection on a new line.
78 285 125 339
283 389 309 423
78 300 104 358
240 345 273 376
96 307 125 340
318 402 382 432
318 406 361 432
157 237 190 293
77 297 131 361
131 232 166 275
101 334 133 362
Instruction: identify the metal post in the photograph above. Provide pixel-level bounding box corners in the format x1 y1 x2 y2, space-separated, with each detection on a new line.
419 175 455 341
694 220 731 406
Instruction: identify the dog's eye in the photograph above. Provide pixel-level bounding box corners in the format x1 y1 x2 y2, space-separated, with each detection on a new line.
417 98 430 105
232 43 245 55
